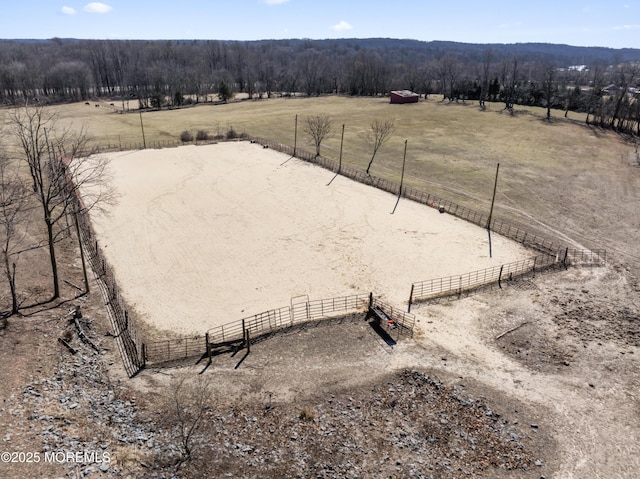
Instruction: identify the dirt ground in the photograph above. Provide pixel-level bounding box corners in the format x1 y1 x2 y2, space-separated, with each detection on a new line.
88 142 530 336
1 142 639 478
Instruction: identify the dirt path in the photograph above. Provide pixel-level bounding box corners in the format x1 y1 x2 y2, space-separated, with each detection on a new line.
396 266 640 478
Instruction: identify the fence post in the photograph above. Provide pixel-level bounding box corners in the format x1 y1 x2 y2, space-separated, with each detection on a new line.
563 247 569 269
368 292 373 310
205 332 211 364
242 319 246 347
246 329 251 353
142 343 147 367
498 265 504 289
532 256 537 275
408 284 414 313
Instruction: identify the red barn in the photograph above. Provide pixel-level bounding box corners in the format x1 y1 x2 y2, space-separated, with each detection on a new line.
390 90 419 104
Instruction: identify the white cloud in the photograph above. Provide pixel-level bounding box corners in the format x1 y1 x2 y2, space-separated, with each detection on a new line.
331 20 352 32
614 24 640 30
60 6 77 15
83 2 113 14
260 0 290 5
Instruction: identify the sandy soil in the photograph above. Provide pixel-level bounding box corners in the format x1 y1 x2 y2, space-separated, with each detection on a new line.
90 142 531 335
2 140 638 479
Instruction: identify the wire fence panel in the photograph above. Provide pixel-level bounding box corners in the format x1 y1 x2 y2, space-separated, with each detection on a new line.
69 137 608 372
142 294 374 366
409 249 606 305
371 297 415 338
306 294 370 320
66 178 145 377
144 336 206 364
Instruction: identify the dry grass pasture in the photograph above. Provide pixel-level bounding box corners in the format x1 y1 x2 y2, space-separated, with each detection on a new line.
1 96 639 479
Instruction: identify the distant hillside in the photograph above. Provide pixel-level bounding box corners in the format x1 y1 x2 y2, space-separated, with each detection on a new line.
2 37 640 65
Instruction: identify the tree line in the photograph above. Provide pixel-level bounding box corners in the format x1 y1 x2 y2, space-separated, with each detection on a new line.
0 38 639 133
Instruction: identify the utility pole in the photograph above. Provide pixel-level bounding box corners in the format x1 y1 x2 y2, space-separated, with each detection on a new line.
487 162 500 230
293 114 298 156
391 139 408 214
139 111 146 149
327 123 345 186
487 162 500 258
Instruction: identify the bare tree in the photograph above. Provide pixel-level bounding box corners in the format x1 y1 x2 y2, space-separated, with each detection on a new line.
10 103 114 300
0 155 29 316
479 49 494 110
365 119 395 174
501 56 519 114
161 376 212 472
542 64 557 122
303 114 333 157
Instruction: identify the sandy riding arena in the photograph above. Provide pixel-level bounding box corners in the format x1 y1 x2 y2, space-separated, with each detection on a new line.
89 142 531 335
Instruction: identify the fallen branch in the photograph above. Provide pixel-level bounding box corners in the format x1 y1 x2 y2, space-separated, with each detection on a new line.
58 337 78 355
64 279 84 292
74 316 100 352
496 321 529 340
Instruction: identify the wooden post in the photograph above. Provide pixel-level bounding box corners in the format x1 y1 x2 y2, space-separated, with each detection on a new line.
368 292 373 310
532 256 537 274
563 247 569 269
142 343 147 366
139 111 146 149
246 329 251 353
205 332 211 364
391 139 408 214
242 319 246 347
498 265 504 288
487 163 499 228
293 114 298 156
327 124 345 186
338 123 344 169
408 284 414 313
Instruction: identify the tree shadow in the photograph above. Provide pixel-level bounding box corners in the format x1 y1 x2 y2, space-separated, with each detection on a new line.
19 293 85 317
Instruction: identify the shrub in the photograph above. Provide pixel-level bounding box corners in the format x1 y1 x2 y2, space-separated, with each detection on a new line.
180 130 193 143
196 130 210 141
226 126 238 139
298 406 315 422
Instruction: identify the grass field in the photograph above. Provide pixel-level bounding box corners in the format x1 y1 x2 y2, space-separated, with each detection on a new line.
49 96 639 266
2 96 640 479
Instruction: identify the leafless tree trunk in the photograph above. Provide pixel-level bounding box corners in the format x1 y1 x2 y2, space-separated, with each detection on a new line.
365 119 395 174
0 156 29 316
161 376 212 472
479 49 494 110
543 65 556 122
303 114 333 157
10 103 115 301
501 56 519 114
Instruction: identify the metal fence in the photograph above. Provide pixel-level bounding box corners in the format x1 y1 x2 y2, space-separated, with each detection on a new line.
408 248 606 308
143 293 373 366
371 297 416 339
249 136 562 255
71 136 608 373
71 192 145 377
143 335 206 365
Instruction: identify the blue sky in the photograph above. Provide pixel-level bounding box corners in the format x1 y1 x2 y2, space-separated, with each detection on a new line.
1 0 639 48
